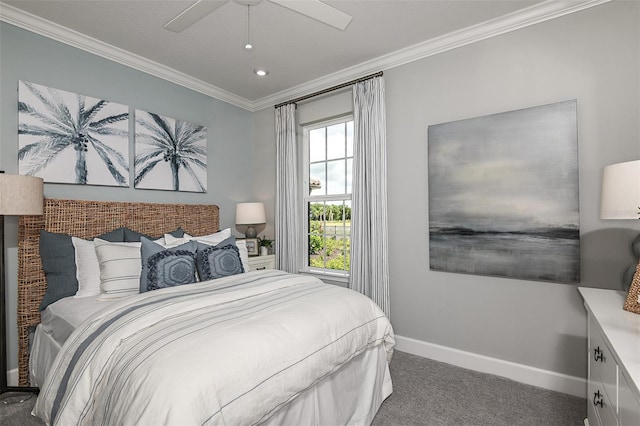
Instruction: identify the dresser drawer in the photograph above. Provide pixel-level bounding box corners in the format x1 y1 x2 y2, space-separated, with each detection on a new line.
590 316 618 408
589 376 618 426
247 254 276 271
619 371 640 426
587 376 603 426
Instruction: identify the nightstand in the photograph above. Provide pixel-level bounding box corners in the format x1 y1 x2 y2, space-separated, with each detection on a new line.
247 254 276 271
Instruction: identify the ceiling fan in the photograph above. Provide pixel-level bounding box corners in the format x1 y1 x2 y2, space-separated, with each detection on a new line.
164 0 353 32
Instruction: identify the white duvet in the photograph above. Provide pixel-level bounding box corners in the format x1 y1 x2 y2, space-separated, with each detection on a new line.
33 270 395 425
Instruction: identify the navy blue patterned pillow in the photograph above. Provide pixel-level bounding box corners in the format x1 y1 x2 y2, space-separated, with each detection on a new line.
140 237 197 292
196 238 244 281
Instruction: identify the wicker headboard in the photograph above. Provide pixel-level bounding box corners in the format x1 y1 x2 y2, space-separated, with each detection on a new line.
17 198 219 385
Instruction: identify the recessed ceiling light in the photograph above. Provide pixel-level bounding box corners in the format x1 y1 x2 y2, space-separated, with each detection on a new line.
254 69 269 76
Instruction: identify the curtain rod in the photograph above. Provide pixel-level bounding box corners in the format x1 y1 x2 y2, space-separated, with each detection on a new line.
274 71 383 109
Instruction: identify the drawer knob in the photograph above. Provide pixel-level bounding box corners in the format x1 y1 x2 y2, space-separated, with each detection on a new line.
257 267 266 270
593 390 603 408
594 346 604 362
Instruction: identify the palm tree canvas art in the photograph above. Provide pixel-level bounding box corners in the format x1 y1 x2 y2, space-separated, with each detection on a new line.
134 110 207 192
18 81 129 186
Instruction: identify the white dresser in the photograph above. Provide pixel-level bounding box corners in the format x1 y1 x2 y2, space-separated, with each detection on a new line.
579 288 640 426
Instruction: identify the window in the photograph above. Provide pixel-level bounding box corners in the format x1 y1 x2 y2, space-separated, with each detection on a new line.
302 117 353 276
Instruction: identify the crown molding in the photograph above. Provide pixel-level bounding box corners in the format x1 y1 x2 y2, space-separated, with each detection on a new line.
253 0 611 111
0 2 254 111
1 0 610 113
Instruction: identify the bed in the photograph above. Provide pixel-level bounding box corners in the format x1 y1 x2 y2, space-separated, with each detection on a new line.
17 199 395 425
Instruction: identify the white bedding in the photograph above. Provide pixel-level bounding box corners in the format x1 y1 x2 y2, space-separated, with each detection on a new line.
30 325 60 388
31 294 117 386
40 296 115 345
33 270 394 425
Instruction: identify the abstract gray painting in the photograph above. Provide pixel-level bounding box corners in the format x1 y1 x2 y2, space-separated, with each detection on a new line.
134 110 207 192
428 100 579 283
18 81 129 186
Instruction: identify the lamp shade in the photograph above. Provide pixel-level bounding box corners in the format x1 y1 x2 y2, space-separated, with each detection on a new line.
600 160 640 219
235 202 266 225
0 174 44 216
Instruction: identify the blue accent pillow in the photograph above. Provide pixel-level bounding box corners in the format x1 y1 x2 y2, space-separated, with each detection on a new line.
39 231 79 311
196 237 244 281
140 237 197 292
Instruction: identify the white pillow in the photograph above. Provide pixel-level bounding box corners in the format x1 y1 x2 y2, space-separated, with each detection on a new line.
190 228 232 245
163 228 232 248
71 237 101 298
94 238 142 300
235 240 250 273
163 233 191 248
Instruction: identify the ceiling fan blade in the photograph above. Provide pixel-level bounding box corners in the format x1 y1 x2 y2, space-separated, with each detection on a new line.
269 0 352 30
164 0 229 32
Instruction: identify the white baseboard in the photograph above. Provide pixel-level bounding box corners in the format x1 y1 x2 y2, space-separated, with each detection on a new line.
395 335 586 398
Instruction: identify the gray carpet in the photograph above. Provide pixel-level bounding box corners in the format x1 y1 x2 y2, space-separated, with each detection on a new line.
1 350 586 425
372 351 586 426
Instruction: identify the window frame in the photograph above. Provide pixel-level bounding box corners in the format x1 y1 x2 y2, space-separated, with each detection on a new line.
300 114 354 279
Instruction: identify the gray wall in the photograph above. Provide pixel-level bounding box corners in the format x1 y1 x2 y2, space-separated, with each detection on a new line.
254 1 640 379
0 22 254 370
385 2 639 377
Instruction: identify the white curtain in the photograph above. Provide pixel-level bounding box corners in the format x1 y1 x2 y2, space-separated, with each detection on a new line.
349 76 390 318
275 103 301 273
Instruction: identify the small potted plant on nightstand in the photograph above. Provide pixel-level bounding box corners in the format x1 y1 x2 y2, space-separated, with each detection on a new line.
258 236 272 256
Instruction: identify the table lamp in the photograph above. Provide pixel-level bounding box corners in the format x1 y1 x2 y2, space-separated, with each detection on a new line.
600 160 640 289
236 202 266 238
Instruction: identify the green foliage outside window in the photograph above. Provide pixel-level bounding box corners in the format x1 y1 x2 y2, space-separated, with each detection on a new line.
308 204 351 271
308 203 351 221
309 221 324 255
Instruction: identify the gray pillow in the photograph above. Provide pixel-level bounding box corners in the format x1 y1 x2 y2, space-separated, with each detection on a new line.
140 237 197 293
125 227 185 242
39 231 78 311
99 227 126 242
196 237 244 281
